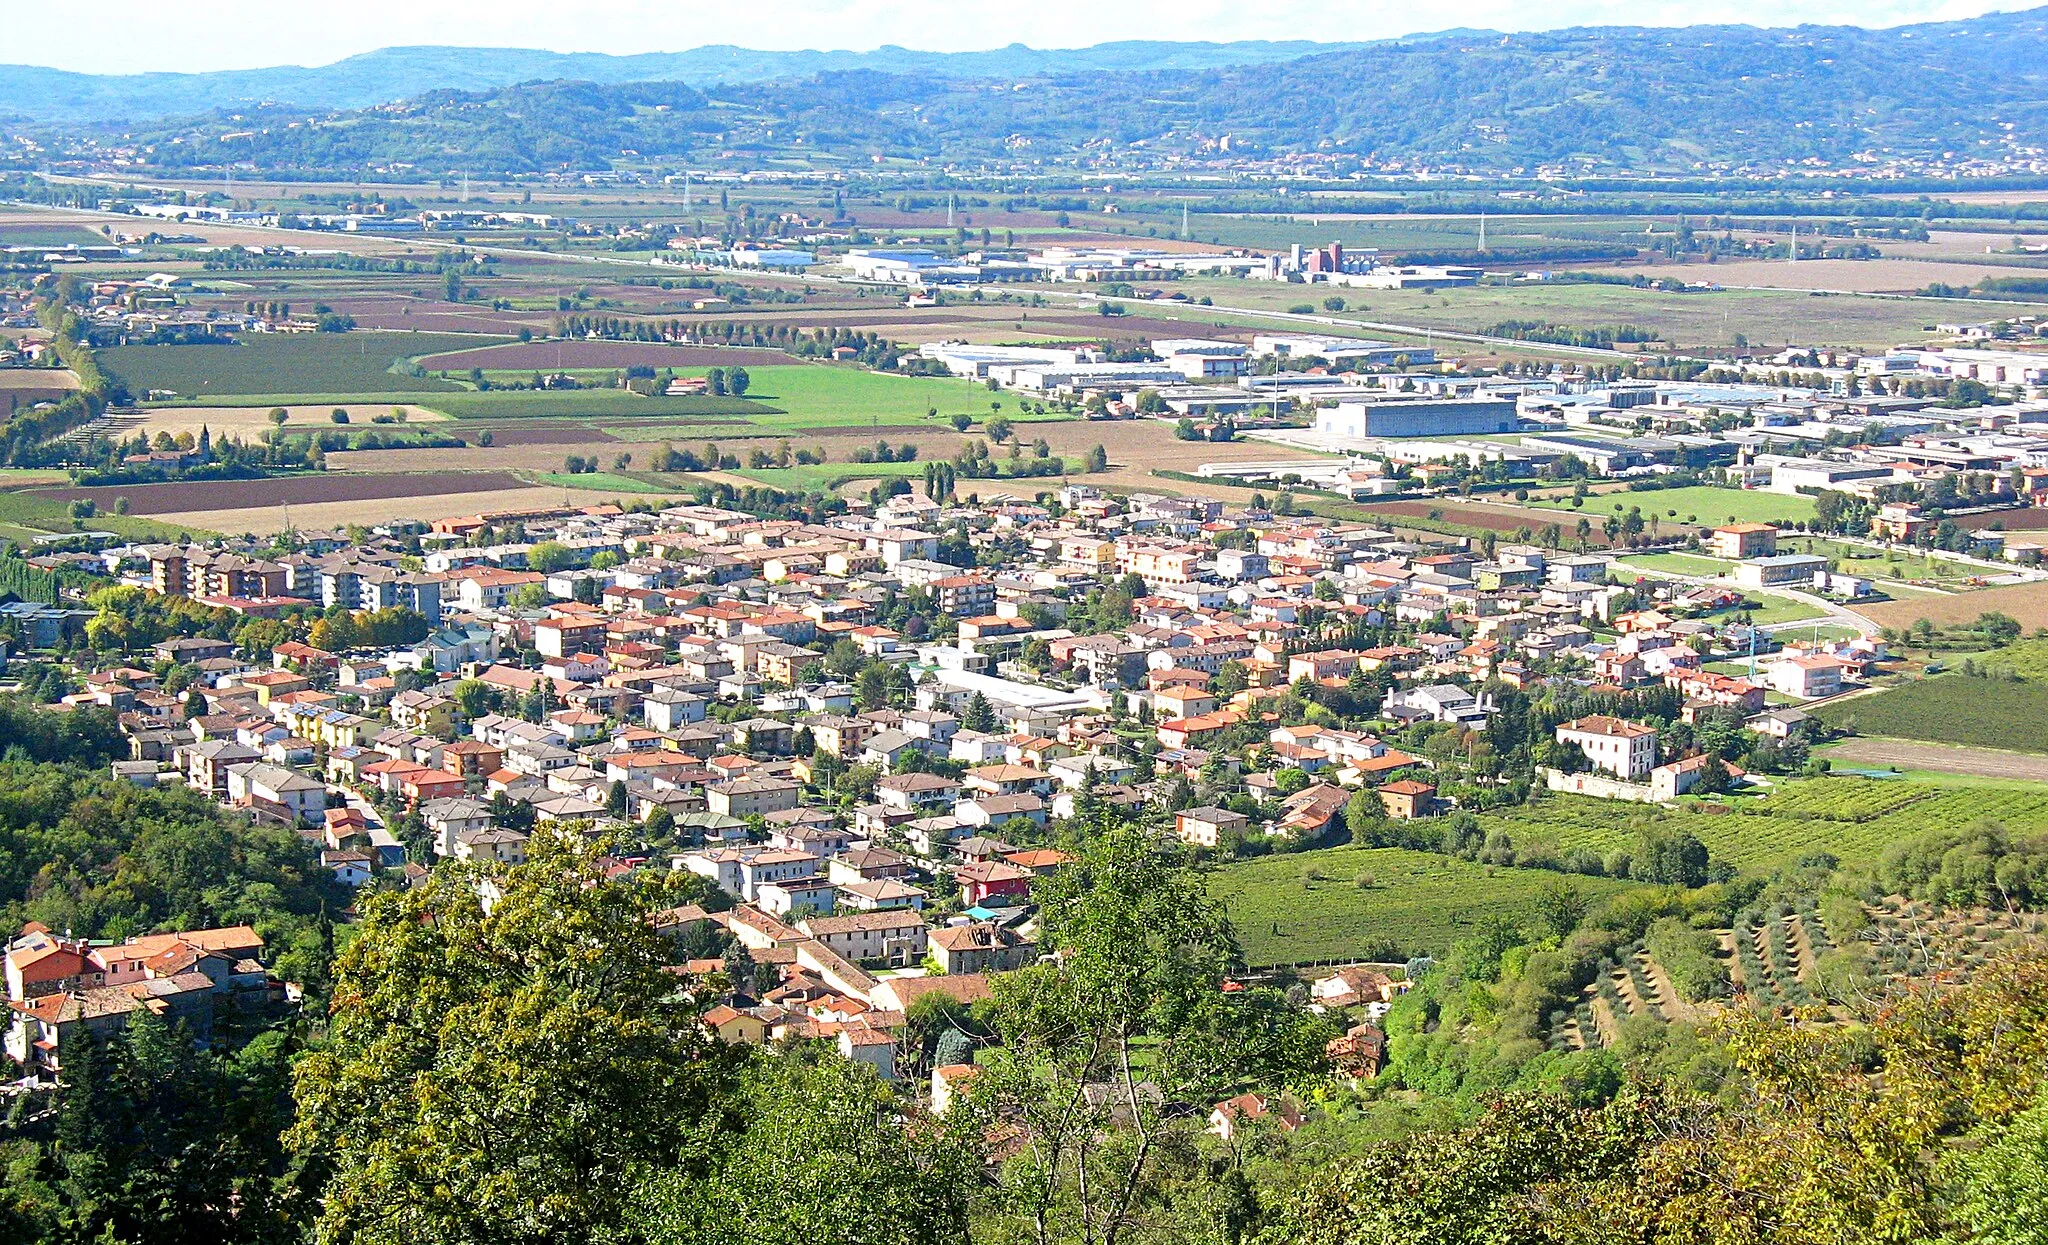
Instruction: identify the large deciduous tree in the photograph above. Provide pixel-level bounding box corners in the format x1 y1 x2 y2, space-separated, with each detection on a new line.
289 836 730 1245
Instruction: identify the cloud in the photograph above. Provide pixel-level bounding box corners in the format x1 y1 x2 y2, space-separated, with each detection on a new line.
1 0 2020 75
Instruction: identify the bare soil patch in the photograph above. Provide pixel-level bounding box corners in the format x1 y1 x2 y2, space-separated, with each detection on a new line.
162 485 607 536
0 370 78 392
27 471 528 515
1825 738 2048 782
1861 579 2048 631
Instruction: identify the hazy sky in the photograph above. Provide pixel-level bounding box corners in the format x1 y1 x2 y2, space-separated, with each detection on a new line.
2 0 2019 75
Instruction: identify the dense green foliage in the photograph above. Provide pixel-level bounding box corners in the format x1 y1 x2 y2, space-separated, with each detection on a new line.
0 1013 311 1245
0 761 344 982
49 10 2048 174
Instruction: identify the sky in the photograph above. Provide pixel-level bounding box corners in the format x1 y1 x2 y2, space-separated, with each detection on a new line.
0 0 2022 75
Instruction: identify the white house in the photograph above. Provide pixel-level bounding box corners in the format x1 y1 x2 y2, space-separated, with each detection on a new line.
1555 716 1659 781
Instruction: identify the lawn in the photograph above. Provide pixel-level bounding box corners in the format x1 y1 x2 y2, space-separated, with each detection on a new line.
103 333 506 399
1529 486 1818 526
1739 595 1829 626
1614 552 1734 577
1814 674 2048 754
1209 847 1643 965
1778 536 1977 582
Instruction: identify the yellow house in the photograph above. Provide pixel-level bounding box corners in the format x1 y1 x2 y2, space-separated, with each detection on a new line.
390 689 458 736
1059 535 1116 573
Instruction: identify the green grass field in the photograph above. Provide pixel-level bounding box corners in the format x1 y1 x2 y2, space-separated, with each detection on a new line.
1978 638 2048 680
0 224 108 247
1210 847 1643 965
533 471 683 495
1530 485 1818 526
103 333 504 398
1814 675 2048 754
1778 536 1977 582
679 365 1076 432
0 489 213 542
1741 596 1829 625
1614 552 1734 576
425 391 773 421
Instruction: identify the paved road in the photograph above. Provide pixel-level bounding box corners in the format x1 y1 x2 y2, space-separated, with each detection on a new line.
1824 737 2048 782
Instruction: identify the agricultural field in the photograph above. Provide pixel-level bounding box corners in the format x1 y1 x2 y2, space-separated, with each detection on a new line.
417 342 789 371
1819 738 2048 783
104 332 503 398
1172 271 1952 351
24 470 532 516
0 488 211 542
732 457 1086 493
1479 780 2048 875
1813 674 2048 754
535 471 683 495
1209 846 1643 966
422 391 773 422
1976 637 2048 680
678 365 1075 433
1528 485 1818 526
120 403 448 440
1863 579 2048 632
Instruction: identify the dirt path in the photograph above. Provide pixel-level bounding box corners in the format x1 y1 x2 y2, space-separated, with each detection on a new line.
1826 738 2048 781
1720 930 1747 993
1640 953 1695 1023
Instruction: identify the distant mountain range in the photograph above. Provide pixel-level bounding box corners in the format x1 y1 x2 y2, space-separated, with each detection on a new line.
0 40 1380 124
13 11 2048 176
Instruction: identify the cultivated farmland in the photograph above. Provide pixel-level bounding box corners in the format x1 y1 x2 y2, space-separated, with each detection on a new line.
1210 846 1643 965
25 470 531 515
418 341 790 371
1861 579 2048 632
1483 781 2048 876
1527 485 1819 526
104 332 504 398
1814 674 2048 754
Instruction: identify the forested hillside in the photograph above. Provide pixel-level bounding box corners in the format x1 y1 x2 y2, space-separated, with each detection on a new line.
47 9 2048 174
